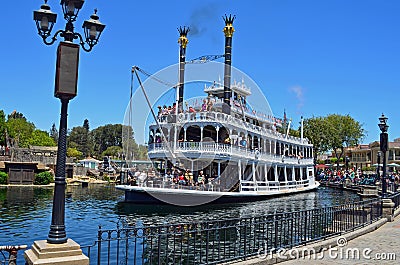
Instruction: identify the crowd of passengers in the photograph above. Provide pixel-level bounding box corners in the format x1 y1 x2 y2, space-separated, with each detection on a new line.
126 166 215 187
317 168 400 190
157 98 214 120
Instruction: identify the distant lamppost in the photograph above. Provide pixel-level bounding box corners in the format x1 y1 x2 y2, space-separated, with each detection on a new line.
345 156 350 172
33 0 105 244
378 114 389 198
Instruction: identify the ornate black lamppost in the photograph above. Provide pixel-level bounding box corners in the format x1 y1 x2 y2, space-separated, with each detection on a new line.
345 156 350 172
33 0 105 244
378 114 389 198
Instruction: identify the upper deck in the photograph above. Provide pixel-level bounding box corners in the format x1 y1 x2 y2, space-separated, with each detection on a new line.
148 110 314 164
151 110 311 146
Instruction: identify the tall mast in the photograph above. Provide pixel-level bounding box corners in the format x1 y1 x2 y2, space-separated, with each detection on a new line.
222 14 235 115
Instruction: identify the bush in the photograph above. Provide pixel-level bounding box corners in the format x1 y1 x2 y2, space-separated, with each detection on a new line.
103 175 110 182
34 171 54 185
362 166 375 172
0 172 8 184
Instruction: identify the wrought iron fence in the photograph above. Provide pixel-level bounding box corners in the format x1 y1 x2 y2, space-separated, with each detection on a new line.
0 245 27 265
388 192 400 211
82 198 382 265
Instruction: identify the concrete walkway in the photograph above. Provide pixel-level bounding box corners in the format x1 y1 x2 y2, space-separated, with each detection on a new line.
279 214 400 265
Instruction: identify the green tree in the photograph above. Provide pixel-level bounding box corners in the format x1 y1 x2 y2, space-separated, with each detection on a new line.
67 147 82 159
50 123 58 144
303 116 330 161
68 120 92 158
289 128 300 138
0 110 6 146
29 130 56 146
325 114 365 170
102 146 123 158
91 124 123 156
83 119 90 131
8 111 25 120
6 114 35 148
81 119 93 157
91 124 148 160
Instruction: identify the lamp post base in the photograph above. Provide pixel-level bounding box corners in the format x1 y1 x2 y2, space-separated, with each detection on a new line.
24 239 88 265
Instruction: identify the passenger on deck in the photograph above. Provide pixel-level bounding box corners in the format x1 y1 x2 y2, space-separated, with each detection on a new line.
185 169 194 185
207 98 213 111
201 99 207 111
240 138 247 148
197 170 205 186
188 106 196 120
164 171 173 182
171 103 176 114
224 136 231 144
178 171 187 185
157 106 162 120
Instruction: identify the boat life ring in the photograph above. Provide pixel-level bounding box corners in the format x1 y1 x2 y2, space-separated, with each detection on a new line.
178 113 185 122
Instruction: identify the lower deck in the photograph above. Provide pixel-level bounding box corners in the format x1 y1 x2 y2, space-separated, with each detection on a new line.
146 158 315 193
116 181 320 205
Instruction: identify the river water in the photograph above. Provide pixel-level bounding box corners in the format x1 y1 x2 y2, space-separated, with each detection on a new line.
0 184 359 263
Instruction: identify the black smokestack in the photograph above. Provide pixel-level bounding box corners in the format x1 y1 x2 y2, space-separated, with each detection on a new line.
222 14 235 115
178 26 189 112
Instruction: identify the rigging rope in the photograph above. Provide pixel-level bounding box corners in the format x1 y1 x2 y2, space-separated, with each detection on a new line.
132 66 176 88
132 68 176 159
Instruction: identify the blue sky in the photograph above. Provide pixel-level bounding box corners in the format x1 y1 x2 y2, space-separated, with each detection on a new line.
1 0 399 145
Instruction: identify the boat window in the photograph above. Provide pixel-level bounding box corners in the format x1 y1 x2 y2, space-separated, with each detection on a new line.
267 166 275 181
286 167 293 181
186 126 201 142
295 168 301 181
203 125 217 142
278 167 285 182
302 168 308 180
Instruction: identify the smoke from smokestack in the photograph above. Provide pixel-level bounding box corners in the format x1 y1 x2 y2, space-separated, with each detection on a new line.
187 3 221 37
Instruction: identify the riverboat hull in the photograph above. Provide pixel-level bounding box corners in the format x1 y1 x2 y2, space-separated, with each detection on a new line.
116 182 320 206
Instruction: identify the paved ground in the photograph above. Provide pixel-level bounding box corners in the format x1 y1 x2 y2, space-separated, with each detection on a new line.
279 214 400 265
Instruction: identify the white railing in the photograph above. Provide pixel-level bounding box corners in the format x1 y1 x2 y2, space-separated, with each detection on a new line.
154 111 310 146
240 179 311 192
148 142 314 165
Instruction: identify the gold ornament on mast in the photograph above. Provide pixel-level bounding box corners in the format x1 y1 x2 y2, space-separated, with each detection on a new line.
178 26 189 48
223 14 235 38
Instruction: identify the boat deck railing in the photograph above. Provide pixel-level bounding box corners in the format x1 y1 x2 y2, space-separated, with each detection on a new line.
149 142 313 165
240 179 310 192
139 177 224 192
155 111 310 145
123 176 313 193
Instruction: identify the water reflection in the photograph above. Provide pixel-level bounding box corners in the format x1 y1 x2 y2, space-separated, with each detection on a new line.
0 184 359 264
116 186 359 227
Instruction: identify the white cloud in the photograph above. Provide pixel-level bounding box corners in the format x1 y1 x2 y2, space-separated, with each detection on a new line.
289 85 304 113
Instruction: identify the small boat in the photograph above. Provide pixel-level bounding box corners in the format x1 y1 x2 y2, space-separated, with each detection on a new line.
116 15 319 206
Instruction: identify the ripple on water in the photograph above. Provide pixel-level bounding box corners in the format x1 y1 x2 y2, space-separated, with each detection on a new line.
1 184 359 262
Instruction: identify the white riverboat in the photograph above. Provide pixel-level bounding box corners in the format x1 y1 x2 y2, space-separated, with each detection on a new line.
116 15 319 205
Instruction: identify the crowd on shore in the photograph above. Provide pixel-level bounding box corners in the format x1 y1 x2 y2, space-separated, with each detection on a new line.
0 145 10 156
317 168 400 191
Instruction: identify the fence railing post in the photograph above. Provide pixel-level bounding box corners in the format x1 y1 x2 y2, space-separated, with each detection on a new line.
382 198 395 222
97 225 102 265
0 245 27 265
